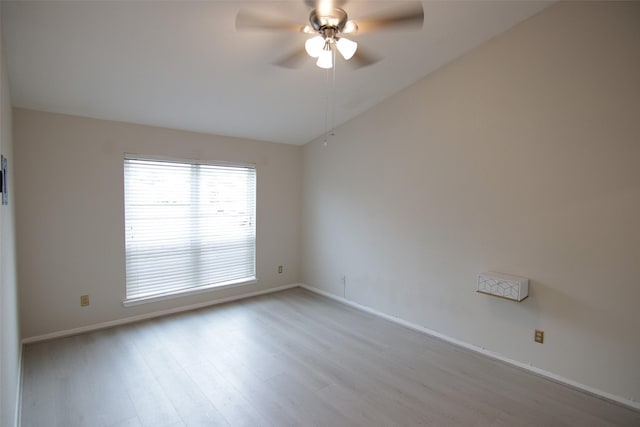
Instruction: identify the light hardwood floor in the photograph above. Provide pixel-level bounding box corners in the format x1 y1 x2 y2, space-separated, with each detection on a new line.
21 288 640 427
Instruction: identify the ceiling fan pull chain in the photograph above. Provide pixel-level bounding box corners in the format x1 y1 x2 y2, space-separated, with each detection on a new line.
330 48 337 137
324 48 338 147
323 63 331 146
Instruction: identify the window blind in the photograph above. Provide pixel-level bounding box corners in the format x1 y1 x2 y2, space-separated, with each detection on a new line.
124 157 256 302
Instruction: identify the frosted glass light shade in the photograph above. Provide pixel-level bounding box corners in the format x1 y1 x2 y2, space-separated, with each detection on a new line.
336 37 357 60
316 48 333 69
305 36 325 58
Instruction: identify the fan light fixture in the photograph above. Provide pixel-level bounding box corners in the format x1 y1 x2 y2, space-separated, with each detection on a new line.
305 35 357 68
304 8 358 69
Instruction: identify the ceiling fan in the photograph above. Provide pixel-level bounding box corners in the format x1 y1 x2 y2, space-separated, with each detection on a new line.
236 1 424 69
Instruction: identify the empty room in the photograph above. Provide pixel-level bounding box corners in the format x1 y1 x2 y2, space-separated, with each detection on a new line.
1 1 639 426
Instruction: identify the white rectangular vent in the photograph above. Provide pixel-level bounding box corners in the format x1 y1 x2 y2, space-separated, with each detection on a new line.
477 272 529 302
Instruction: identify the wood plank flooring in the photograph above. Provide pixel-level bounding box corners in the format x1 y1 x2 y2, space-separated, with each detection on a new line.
20 288 640 427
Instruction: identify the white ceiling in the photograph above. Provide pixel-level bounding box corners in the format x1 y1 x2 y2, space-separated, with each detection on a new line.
1 1 552 145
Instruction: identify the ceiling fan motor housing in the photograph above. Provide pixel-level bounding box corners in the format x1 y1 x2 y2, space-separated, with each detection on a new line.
309 8 348 33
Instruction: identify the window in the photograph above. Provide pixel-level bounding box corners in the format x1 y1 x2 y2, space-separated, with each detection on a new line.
123 157 256 304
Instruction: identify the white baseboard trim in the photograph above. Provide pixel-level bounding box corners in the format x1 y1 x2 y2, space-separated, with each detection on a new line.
300 284 640 412
15 343 23 427
22 283 300 344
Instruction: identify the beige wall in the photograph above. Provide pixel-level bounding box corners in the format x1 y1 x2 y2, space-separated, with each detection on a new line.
302 2 640 404
1 4 21 426
14 109 302 338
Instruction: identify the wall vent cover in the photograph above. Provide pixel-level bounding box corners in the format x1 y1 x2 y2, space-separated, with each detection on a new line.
477 272 529 302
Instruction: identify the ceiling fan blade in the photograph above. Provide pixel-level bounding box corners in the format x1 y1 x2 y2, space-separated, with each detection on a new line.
273 47 309 69
353 3 424 34
236 9 305 32
348 47 380 69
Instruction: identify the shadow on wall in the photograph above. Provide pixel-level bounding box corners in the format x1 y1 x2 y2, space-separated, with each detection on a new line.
484 278 636 343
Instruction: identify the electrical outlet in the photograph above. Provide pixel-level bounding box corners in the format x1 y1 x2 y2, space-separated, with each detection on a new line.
80 295 90 307
278 265 283 274
534 329 544 344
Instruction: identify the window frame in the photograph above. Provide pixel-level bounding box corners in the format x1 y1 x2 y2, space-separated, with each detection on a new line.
122 154 257 306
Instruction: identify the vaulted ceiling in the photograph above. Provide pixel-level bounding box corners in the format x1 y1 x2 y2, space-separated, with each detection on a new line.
1 1 552 145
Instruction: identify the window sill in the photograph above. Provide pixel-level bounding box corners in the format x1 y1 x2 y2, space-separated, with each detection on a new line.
122 277 257 307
